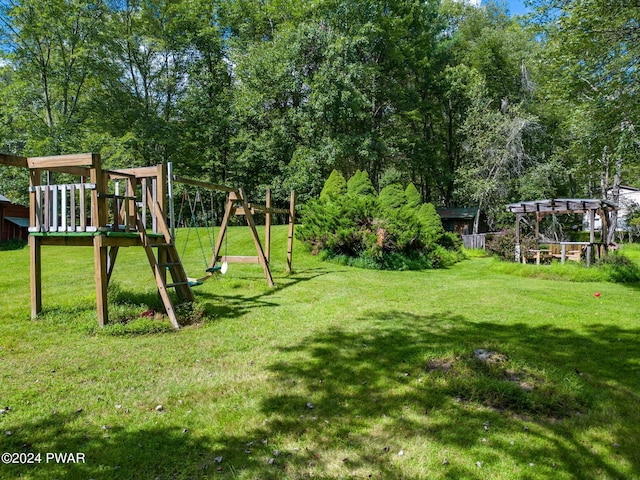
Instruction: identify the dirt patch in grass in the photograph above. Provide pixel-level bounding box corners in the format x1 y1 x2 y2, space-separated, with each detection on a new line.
425 349 592 418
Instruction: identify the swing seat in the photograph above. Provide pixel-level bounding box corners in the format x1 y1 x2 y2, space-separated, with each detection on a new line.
188 280 204 287
206 265 222 273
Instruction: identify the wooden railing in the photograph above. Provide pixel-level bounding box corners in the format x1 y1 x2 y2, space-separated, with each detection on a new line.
27 175 166 235
29 183 98 233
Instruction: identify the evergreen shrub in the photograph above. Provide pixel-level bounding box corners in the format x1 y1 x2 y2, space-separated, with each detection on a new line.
297 171 463 270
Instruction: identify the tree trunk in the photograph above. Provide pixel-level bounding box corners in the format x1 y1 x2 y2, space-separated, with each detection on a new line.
473 201 481 235
607 156 623 245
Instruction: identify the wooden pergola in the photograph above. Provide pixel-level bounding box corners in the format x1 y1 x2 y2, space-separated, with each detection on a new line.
506 198 618 265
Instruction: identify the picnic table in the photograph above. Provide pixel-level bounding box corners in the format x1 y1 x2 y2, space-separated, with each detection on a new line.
525 242 593 265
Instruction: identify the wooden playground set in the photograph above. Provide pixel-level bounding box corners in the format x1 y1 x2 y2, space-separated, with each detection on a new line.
0 153 296 329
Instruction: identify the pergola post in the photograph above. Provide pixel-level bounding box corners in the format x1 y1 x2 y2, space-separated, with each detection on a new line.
515 213 522 263
588 209 596 266
600 209 608 255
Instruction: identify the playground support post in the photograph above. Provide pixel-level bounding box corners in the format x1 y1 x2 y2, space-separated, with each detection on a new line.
167 162 176 241
287 190 296 273
265 189 271 262
29 235 41 319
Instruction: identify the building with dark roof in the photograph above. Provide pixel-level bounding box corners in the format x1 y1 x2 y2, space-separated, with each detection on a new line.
0 194 29 241
437 207 488 235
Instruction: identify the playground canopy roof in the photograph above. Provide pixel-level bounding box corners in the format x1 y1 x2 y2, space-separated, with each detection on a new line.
506 198 617 215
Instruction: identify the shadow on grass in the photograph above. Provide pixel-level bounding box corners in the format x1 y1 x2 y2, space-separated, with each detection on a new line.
0 412 219 480
207 310 640 479
6 310 638 479
194 269 333 321
31 269 334 334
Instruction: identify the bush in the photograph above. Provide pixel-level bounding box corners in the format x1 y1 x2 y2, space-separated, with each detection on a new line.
598 252 640 283
0 239 27 251
320 169 347 200
404 183 422 209
297 193 378 256
417 203 445 245
379 183 406 211
297 172 463 270
486 228 536 261
347 170 376 196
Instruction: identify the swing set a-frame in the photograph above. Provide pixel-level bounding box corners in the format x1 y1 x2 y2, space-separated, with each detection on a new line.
0 152 295 329
170 169 296 289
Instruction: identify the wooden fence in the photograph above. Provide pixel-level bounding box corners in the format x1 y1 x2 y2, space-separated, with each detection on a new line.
462 233 486 250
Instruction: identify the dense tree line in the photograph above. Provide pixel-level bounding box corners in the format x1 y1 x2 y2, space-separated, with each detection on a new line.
0 0 638 231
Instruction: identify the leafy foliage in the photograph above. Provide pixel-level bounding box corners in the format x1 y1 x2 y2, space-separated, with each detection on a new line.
298 171 462 269
319 169 348 200
0 0 637 235
378 183 407 212
347 170 376 196
486 229 536 262
404 183 422 209
597 253 640 283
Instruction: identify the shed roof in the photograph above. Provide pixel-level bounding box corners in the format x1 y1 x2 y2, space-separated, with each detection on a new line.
506 198 617 215
437 207 478 219
5 216 30 228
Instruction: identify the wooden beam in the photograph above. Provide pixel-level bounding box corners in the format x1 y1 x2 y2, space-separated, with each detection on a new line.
287 190 296 273
211 196 235 267
29 235 42 319
251 204 290 214
33 235 94 247
515 213 522 263
27 153 95 169
94 236 109 327
40 166 91 177
156 163 167 223
265 189 271 262
234 206 255 216
29 169 41 231
108 166 162 178
220 255 260 264
172 175 238 193
107 246 119 285
90 154 108 229
105 170 138 180
238 188 274 287
0 153 28 168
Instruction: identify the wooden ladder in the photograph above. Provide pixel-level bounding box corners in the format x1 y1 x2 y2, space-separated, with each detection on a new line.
137 196 194 330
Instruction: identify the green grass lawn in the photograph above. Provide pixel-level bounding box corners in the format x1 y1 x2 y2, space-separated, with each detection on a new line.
1 227 639 479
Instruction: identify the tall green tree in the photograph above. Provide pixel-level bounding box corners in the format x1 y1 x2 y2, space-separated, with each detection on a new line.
0 0 113 154
531 0 640 239
432 0 540 207
177 0 234 183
